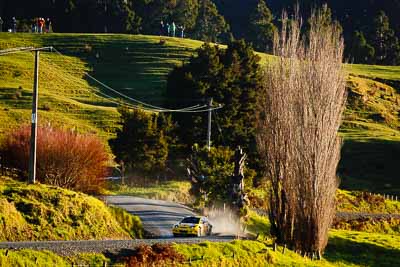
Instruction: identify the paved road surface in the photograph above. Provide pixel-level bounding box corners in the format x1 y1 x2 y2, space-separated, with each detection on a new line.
104 195 196 237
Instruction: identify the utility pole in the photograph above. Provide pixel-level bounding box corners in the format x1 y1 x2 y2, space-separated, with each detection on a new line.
28 50 39 184
207 98 213 151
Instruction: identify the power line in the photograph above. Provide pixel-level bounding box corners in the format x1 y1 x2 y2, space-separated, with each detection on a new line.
1 46 209 112
51 47 205 111
41 50 217 113
50 47 223 113
1 46 224 113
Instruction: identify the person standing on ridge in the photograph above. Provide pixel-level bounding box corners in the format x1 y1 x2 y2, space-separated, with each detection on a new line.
166 22 170 36
180 25 185 38
31 18 36 33
171 21 176 37
160 20 164 36
39 18 45 33
46 18 52 33
12 17 17 33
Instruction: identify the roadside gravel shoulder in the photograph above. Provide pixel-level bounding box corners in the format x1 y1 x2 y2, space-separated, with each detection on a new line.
0 237 236 256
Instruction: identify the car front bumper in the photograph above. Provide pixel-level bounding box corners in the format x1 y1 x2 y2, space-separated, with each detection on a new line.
172 227 198 236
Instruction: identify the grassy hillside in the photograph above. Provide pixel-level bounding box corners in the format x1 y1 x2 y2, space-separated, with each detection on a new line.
174 230 400 267
0 249 109 267
0 176 143 241
107 180 192 204
1 33 400 193
0 33 204 140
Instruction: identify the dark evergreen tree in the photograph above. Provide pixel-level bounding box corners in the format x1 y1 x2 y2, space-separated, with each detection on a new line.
370 11 400 65
138 0 177 34
109 108 169 175
248 0 276 52
347 31 375 64
173 0 200 31
166 40 262 156
192 0 229 42
102 0 142 33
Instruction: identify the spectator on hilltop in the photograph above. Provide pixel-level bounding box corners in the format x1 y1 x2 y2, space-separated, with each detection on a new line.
179 25 185 38
38 17 45 33
12 17 17 33
171 21 176 37
160 20 164 36
46 18 52 33
32 18 37 33
166 22 170 36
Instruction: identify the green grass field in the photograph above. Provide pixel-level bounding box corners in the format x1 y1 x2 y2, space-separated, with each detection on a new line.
107 180 193 204
173 230 400 267
1 33 400 193
0 33 204 140
0 176 143 241
0 229 398 267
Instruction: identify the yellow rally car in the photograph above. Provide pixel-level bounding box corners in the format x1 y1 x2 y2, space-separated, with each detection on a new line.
172 216 213 237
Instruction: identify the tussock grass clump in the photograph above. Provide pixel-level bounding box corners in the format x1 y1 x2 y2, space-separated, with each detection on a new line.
0 177 142 241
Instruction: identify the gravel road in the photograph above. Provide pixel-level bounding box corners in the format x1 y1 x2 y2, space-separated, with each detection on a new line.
0 196 238 255
0 237 234 256
104 195 197 237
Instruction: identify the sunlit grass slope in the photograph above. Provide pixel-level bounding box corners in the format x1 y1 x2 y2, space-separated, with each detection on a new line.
0 176 143 241
1 33 400 193
2 33 399 141
0 33 205 139
174 230 400 267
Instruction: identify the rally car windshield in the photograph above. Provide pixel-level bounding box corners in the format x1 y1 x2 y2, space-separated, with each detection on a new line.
181 217 200 224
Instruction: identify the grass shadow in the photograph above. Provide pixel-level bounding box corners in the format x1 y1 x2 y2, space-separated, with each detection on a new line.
325 235 400 267
339 139 400 194
39 34 195 106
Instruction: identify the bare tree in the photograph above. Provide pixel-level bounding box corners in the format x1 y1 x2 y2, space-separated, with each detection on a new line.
256 6 347 257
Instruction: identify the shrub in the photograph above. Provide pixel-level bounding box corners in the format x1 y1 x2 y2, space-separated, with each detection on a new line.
109 107 171 176
187 145 255 208
124 244 184 267
0 125 109 193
